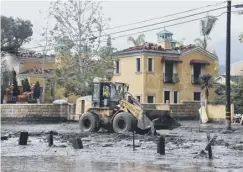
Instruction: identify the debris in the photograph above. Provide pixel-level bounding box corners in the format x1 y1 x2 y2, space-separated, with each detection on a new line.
1 136 8 141
101 143 113 147
71 138 83 149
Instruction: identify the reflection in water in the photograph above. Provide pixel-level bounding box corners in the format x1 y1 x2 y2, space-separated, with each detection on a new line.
2 156 208 172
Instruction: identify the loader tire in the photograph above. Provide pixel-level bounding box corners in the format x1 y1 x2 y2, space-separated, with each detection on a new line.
113 112 136 133
79 112 100 133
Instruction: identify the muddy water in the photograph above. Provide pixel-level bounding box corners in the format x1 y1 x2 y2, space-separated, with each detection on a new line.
1 121 243 172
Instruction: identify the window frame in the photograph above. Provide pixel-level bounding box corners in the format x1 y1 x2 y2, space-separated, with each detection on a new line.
193 92 201 101
136 56 141 73
115 60 120 74
147 56 154 72
147 95 155 104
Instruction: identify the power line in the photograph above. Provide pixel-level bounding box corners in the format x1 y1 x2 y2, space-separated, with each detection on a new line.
100 10 243 42
22 9 242 51
101 6 227 37
104 1 227 30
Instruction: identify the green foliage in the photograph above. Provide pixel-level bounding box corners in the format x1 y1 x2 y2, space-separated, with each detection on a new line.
239 33 243 43
194 15 218 50
1 15 33 54
23 78 31 92
10 69 19 97
47 0 113 96
213 76 243 113
34 81 41 99
127 34 146 46
199 73 214 100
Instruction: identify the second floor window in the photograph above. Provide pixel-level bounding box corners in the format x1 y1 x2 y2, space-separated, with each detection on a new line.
115 60 120 74
147 57 154 72
136 57 141 72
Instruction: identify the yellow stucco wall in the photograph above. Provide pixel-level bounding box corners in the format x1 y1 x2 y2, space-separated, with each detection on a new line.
113 49 218 104
157 42 172 49
22 61 55 71
206 104 226 120
112 55 144 101
28 77 45 87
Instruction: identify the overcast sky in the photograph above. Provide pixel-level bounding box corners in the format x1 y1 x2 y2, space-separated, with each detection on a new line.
1 0 243 65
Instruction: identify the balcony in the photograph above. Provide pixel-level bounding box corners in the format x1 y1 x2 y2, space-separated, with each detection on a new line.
192 75 201 85
163 73 179 83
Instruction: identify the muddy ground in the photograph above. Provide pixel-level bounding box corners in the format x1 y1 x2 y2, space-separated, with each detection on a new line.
1 121 243 172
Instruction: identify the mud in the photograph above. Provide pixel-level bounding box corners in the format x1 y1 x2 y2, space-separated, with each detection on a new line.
1 121 243 172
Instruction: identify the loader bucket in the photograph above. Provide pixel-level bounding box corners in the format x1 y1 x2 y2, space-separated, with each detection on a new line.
137 109 181 131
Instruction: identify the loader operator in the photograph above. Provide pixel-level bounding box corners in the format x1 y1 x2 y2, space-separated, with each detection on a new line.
103 86 111 98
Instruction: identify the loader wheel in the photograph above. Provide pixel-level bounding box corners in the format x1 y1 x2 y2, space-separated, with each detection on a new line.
79 112 100 132
113 112 136 133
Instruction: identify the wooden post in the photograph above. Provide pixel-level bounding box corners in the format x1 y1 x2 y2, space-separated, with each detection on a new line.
231 104 234 123
19 132 28 145
157 136 165 155
48 131 53 147
205 133 217 159
133 130 135 151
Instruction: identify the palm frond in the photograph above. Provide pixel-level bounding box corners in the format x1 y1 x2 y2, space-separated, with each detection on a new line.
127 36 136 46
136 34 145 46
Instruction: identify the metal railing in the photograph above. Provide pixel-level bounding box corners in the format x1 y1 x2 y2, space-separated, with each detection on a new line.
163 73 179 83
192 75 201 85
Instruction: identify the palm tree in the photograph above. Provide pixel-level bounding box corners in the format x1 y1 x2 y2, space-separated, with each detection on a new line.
127 34 145 46
199 73 214 101
194 15 218 50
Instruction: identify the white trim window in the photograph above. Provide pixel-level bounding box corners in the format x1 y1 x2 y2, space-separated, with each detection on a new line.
136 56 141 72
147 95 155 103
147 56 154 72
115 60 120 74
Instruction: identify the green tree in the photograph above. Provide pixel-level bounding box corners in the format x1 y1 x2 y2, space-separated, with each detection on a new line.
199 73 214 101
194 15 218 50
214 77 243 113
176 38 185 47
34 81 41 99
127 34 146 46
23 78 31 92
1 15 33 55
11 69 19 97
48 0 109 95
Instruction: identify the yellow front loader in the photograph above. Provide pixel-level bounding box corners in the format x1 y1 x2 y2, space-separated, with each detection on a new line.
79 81 181 134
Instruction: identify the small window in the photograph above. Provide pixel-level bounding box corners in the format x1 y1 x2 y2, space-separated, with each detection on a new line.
136 57 141 72
147 96 154 103
115 60 120 74
194 92 201 101
174 91 178 104
136 96 141 103
147 57 154 72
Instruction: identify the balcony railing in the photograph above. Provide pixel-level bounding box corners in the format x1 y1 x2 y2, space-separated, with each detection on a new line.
163 73 179 83
192 75 201 85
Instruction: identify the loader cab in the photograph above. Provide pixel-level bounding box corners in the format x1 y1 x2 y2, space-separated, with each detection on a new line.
92 82 129 108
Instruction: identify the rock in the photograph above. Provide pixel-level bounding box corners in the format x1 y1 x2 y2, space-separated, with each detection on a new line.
101 143 113 147
1 136 8 141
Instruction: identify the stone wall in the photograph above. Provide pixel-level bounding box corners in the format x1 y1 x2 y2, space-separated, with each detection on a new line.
1 104 70 122
170 101 200 120
142 101 200 120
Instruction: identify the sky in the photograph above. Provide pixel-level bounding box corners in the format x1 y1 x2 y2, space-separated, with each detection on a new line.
1 0 243 65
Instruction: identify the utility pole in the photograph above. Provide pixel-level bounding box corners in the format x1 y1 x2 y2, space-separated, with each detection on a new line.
225 0 231 130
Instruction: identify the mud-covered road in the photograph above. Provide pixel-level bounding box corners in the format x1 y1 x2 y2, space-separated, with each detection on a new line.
1 121 243 172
